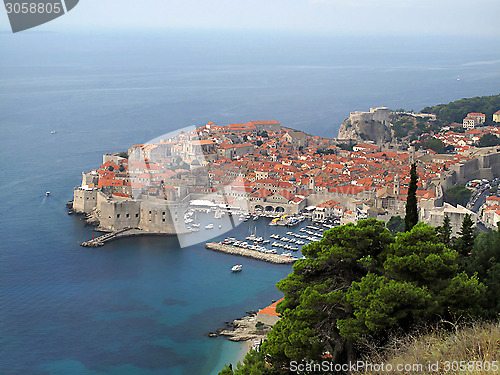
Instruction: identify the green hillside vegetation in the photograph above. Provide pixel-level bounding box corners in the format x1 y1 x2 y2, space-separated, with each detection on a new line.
390 114 441 141
220 216 500 375
416 136 447 153
421 94 500 125
477 133 500 148
389 95 500 142
443 185 472 207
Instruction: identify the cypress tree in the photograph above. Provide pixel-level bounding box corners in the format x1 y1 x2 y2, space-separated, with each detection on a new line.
405 163 419 232
455 214 476 256
436 214 452 244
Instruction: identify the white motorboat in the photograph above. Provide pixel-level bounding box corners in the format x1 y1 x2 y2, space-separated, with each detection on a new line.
214 210 225 219
231 264 243 272
45 191 50 196
205 224 214 229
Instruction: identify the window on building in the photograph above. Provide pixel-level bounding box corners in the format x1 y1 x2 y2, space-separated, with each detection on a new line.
126 213 130 218
117 214 120 218
135 213 139 218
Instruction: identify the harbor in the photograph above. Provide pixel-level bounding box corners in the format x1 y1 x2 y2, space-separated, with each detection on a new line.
205 242 298 264
80 204 336 252
204 216 336 264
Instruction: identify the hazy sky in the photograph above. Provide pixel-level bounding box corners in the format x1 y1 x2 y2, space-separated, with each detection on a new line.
1 0 499 36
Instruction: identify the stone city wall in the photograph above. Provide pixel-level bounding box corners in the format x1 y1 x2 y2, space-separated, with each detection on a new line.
98 197 141 231
73 187 98 213
440 150 500 190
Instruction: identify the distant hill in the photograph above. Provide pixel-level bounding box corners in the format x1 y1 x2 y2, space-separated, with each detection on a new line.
421 94 500 125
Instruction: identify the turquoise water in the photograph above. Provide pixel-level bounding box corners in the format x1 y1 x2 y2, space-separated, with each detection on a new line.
1 31 500 375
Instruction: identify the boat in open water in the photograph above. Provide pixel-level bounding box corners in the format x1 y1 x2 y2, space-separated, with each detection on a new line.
231 264 243 272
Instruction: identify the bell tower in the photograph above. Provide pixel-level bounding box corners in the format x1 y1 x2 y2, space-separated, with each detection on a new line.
308 175 315 192
393 174 400 196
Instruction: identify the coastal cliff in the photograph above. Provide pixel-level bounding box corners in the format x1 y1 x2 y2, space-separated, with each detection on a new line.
337 107 392 144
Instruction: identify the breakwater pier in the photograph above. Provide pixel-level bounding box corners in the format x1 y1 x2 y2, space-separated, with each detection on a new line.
81 228 140 247
205 242 299 264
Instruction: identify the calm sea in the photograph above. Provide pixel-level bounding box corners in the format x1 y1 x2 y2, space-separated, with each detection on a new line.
1 31 499 375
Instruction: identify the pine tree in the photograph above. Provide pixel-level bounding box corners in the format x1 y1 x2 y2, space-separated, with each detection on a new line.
436 214 452 244
405 163 418 232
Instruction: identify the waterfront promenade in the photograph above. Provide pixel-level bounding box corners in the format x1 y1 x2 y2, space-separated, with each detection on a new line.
205 242 298 264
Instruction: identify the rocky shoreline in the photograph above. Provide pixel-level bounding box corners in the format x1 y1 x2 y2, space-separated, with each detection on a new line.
209 311 271 343
66 201 101 226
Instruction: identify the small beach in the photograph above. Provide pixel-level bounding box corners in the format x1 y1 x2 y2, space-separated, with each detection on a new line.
209 341 248 375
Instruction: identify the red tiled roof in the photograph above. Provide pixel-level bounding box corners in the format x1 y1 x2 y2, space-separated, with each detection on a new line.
250 188 273 198
277 189 295 200
218 142 254 149
317 199 340 208
258 298 284 317
249 120 280 125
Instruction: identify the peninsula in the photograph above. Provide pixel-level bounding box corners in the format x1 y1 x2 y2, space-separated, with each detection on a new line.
69 101 500 245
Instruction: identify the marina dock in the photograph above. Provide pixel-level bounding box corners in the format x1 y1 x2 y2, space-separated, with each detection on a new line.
205 242 299 264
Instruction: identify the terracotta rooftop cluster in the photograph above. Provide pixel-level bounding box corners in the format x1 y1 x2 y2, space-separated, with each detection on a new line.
87 120 498 205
